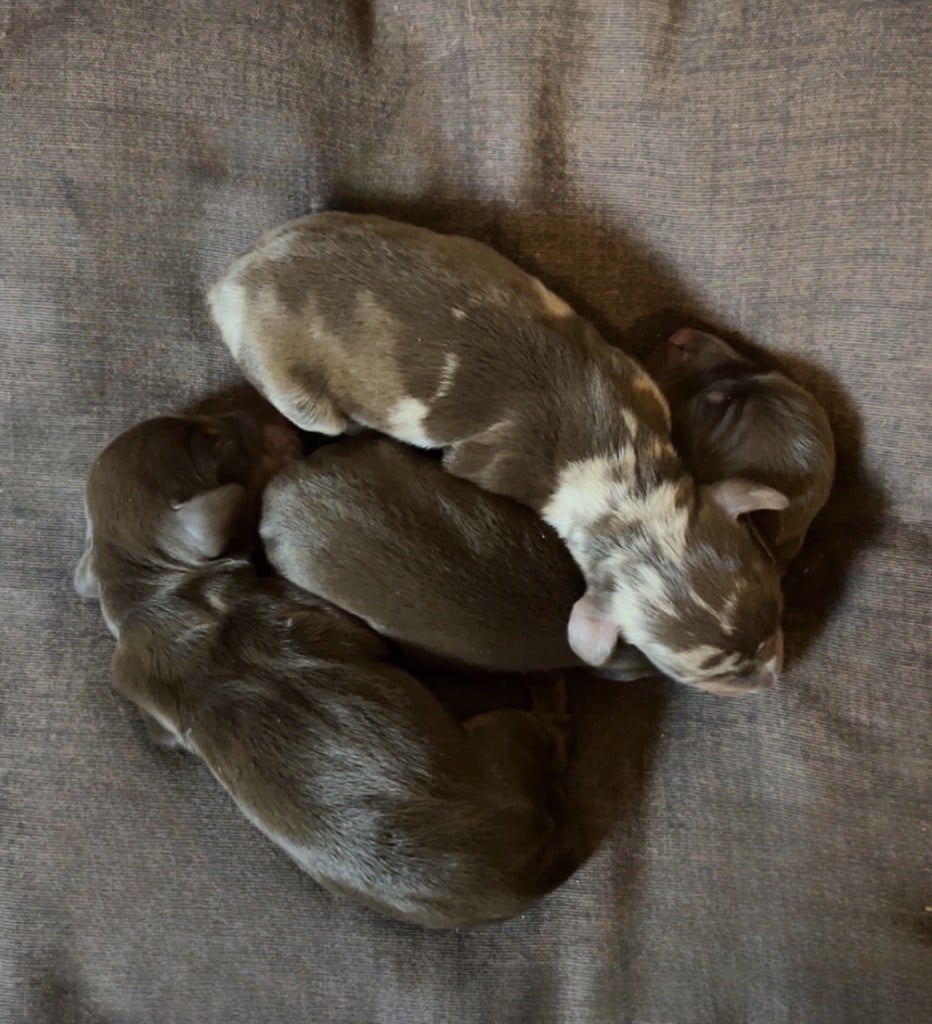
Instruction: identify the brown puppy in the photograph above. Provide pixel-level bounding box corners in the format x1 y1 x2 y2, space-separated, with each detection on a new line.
262 436 653 681
645 328 835 566
74 402 578 929
261 334 831 690
209 212 787 694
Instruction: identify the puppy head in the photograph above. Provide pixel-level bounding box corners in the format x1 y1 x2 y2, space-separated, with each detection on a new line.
75 403 301 600
567 477 786 695
646 328 835 563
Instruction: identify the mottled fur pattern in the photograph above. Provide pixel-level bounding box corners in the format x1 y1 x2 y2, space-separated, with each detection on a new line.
211 213 786 693
74 405 579 929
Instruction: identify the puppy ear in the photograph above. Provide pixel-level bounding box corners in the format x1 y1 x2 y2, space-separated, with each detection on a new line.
74 547 99 598
172 483 247 559
568 592 619 666
706 479 790 519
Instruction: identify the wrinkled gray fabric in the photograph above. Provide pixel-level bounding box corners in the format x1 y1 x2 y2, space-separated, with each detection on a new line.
1 2 929 1022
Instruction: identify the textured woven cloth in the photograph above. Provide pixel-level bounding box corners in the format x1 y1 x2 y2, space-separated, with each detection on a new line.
1 2 929 1021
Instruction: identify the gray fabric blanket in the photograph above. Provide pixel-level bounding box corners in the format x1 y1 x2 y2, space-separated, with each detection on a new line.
1 2 929 1021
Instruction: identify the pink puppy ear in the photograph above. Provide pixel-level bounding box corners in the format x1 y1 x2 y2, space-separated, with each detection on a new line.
706 479 790 520
568 592 620 666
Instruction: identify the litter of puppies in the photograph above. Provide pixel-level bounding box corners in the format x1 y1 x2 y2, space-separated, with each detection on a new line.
75 214 834 926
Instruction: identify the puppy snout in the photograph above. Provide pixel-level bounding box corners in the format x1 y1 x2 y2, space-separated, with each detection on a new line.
740 628 784 693
699 630 784 696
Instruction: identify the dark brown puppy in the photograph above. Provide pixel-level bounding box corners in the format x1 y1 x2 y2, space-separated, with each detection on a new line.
262 436 654 682
261 332 833 689
74 402 578 929
645 328 835 566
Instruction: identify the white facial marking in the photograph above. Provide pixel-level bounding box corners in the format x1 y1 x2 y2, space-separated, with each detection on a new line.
646 642 742 682
533 278 573 318
387 396 433 447
640 482 690 561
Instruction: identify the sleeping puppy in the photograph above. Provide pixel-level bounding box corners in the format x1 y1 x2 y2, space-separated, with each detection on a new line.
209 212 787 694
73 402 578 929
645 328 835 566
262 435 653 681
261 332 833 690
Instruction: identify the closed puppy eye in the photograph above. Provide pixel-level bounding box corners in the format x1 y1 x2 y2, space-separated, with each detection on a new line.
187 429 223 483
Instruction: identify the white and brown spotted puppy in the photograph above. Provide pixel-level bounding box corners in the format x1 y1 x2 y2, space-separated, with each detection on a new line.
646 329 835 566
261 333 831 688
74 404 578 929
210 213 787 694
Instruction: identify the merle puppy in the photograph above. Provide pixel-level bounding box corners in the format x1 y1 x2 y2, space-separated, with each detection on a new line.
74 399 577 929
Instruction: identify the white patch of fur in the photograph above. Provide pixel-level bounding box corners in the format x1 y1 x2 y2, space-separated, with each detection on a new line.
207 278 248 360
621 408 639 438
545 452 686 550
630 565 676 616
719 590 740 635
387 396 434 447
434 353 459 400
451 307 467 321
639 482 690 561
542 455 620 537
634 638 742 684
533 278 573 318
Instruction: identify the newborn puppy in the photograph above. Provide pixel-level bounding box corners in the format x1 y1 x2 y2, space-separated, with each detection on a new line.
210 212 787 694
262 436 653 681
645 328 835 565
261 334 830 690
74 403 578 929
